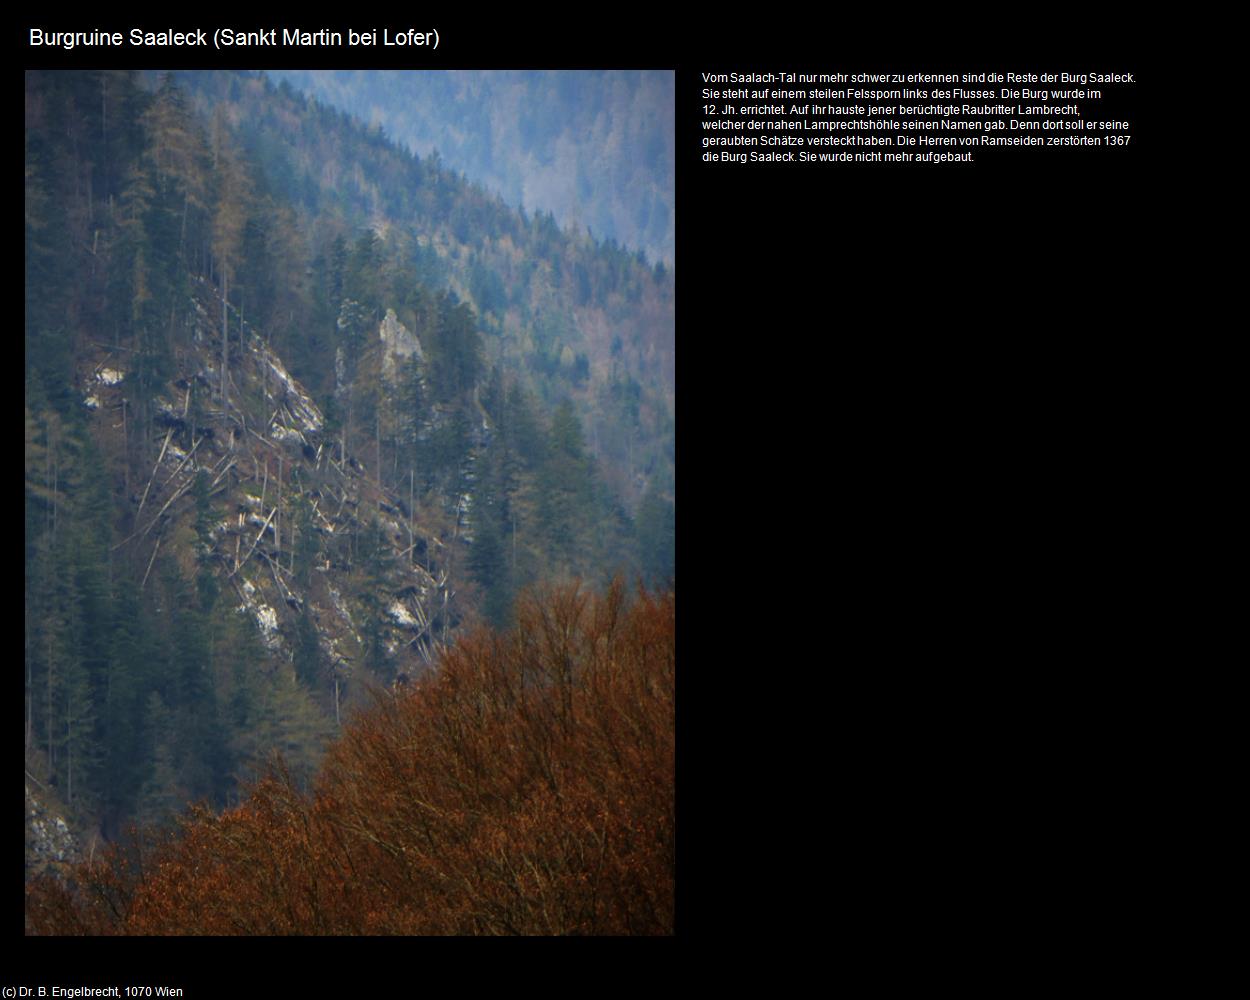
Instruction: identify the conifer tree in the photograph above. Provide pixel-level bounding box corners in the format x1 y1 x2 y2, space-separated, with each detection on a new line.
636 486 675 586
102 586 153 822
136 691 183 827
210 109 250 406
537 400 595 571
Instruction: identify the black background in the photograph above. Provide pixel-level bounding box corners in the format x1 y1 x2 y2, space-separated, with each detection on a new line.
22 8 1151 972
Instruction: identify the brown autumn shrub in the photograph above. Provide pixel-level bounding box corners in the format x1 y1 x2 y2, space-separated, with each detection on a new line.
26 581 674 935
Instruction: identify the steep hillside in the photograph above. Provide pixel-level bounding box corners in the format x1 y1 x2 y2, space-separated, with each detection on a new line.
80 275 462 676
25 69 674 851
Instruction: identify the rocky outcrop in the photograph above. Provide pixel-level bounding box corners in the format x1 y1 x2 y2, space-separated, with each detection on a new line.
26 782 80 878
379 307 424 381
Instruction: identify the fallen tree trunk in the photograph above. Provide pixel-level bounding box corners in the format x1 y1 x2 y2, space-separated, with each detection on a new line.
229 506 276 578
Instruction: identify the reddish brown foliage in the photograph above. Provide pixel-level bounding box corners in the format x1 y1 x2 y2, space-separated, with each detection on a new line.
26 582 675 935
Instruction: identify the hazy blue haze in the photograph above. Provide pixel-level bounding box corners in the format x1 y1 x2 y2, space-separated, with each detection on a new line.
266 70 675 265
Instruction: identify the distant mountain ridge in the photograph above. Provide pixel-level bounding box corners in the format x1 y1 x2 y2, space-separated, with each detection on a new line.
265 70 676 266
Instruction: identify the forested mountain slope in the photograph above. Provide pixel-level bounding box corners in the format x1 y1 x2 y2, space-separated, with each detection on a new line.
25 69 674 863
171 69 674 514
